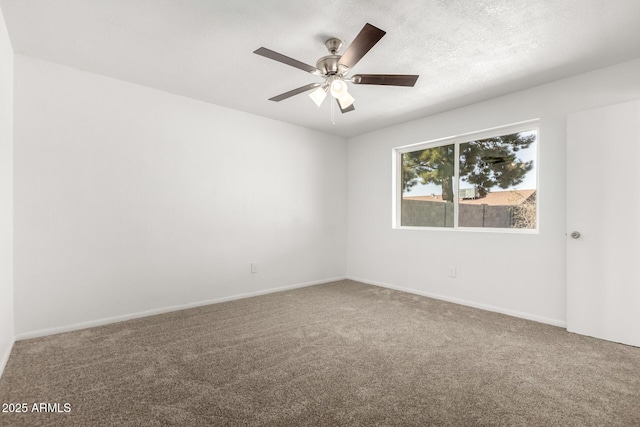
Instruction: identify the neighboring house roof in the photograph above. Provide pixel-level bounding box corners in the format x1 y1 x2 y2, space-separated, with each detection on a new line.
404 189 536 206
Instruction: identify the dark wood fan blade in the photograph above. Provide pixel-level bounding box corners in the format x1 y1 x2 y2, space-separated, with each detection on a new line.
254 47 320 74
268 83 321 102
337 98 355 113
351 74 419 87
338 23 386 70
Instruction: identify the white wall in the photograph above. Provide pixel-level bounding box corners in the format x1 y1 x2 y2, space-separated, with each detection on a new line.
347 58 640 326
0 5 14 374
13 56 347 337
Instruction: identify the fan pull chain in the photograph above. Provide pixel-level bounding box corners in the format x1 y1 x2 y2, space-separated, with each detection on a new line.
331 97 335 125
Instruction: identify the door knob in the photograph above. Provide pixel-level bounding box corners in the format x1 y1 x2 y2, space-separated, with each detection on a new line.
570 231 581 239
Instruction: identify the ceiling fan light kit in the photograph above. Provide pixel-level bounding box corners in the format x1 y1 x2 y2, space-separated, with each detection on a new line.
254 23 419 119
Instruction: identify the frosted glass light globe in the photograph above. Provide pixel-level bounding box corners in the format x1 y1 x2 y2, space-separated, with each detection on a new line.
330 80 348 98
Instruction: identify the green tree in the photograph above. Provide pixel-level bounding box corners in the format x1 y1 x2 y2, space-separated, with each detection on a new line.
403 145 455 200
403 132 534 201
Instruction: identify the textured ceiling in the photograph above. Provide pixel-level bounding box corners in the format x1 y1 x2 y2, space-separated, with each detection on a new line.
2 0 640 137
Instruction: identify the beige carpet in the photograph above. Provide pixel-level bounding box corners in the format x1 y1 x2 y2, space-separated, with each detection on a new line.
1 280 639 426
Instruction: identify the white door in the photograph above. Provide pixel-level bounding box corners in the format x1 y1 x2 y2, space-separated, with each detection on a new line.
566 100 640 347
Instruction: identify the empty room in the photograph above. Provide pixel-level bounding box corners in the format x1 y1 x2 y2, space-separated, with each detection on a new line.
1 1 639 425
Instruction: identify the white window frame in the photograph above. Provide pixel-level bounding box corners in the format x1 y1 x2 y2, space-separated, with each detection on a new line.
392 119 540 233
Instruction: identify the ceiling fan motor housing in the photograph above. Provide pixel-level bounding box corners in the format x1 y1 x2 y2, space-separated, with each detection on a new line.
316 55 348 76
316 38 350 77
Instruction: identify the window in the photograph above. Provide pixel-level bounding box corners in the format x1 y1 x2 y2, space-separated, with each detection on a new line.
394 121 538 231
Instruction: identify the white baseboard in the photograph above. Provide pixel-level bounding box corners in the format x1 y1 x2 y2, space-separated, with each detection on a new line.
348 276 567 328
0 338 15 379
16 276 347 341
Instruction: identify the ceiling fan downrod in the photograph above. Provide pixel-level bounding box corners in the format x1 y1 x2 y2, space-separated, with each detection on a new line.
325 38 342 55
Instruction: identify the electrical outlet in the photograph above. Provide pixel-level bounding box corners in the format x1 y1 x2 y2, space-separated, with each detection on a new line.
251 263 258 273
448 265 456 278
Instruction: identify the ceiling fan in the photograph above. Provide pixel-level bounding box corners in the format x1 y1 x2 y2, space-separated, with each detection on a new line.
253 23 419 114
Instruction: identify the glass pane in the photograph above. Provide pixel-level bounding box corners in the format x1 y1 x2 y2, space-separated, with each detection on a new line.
458 131 537 229
401 144 455 227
